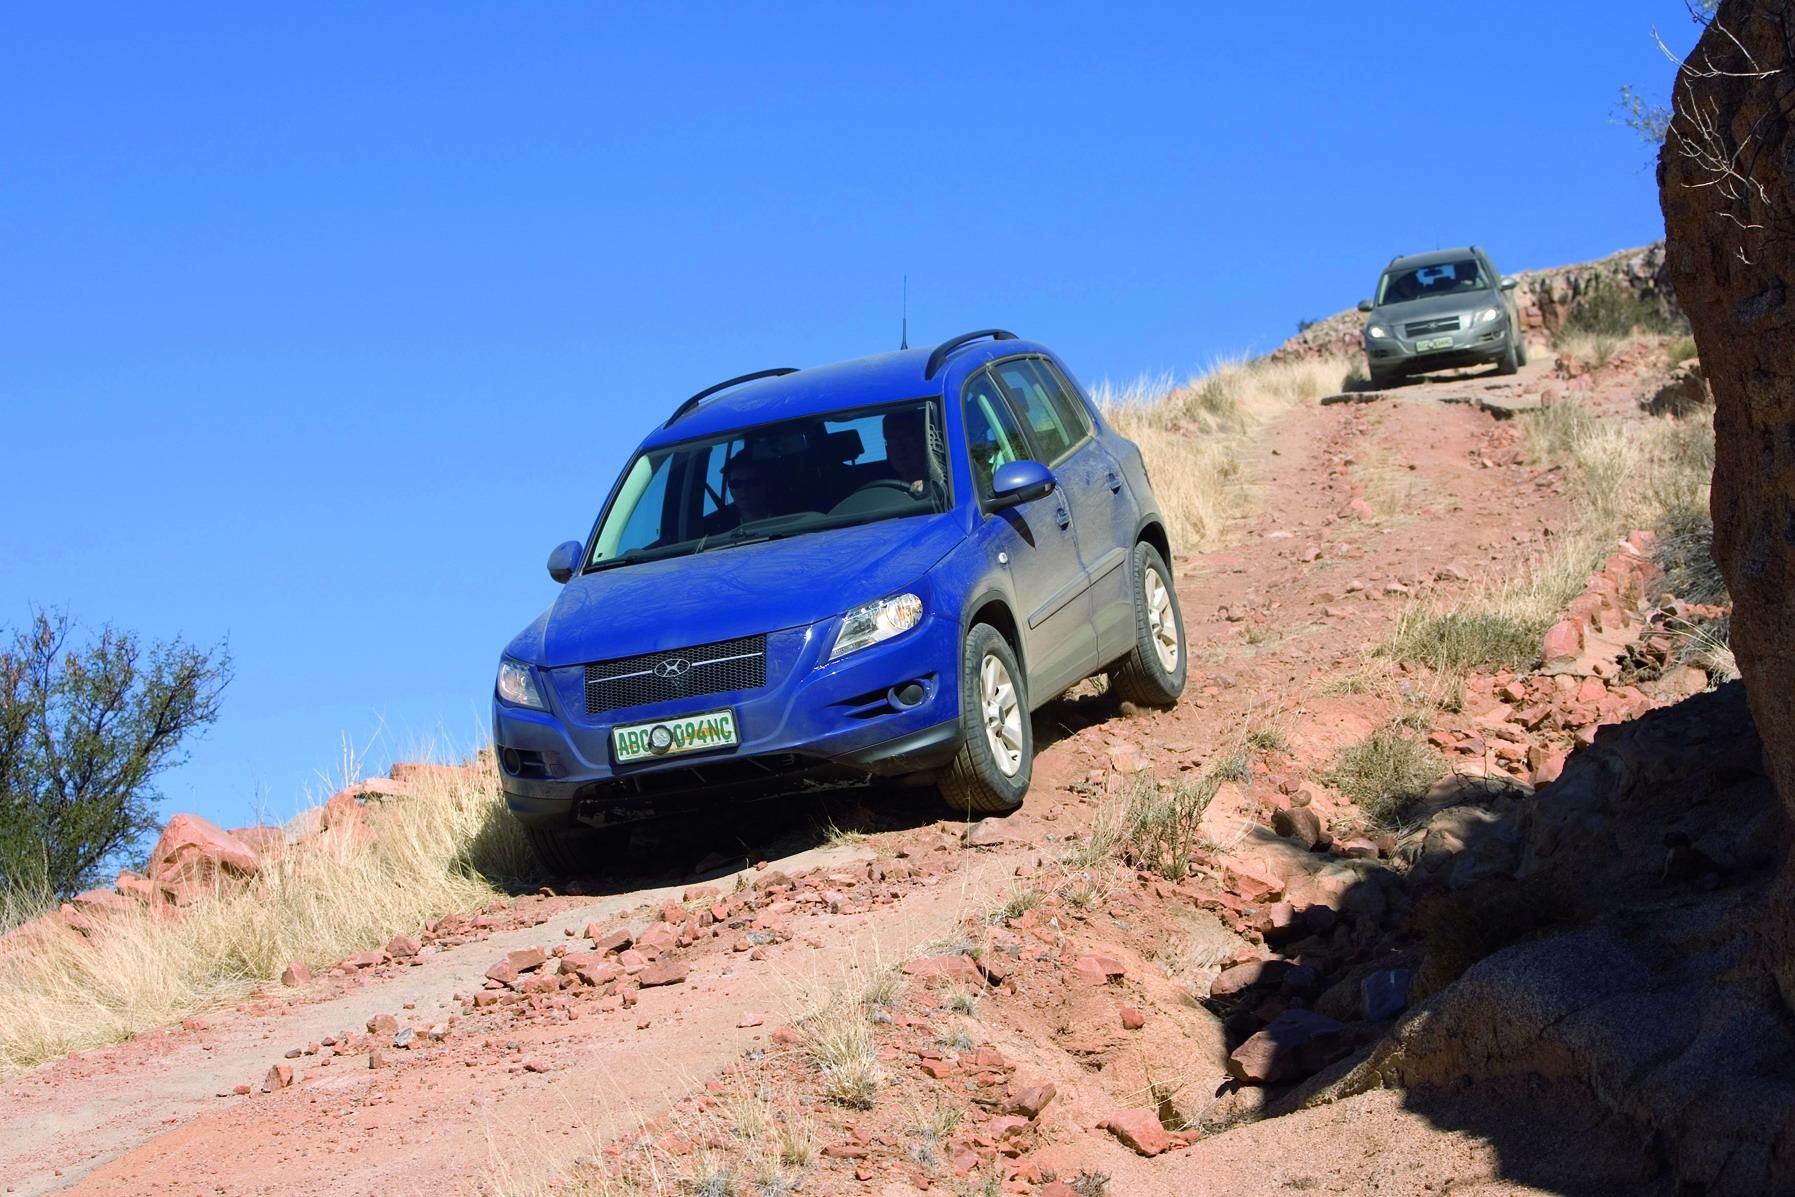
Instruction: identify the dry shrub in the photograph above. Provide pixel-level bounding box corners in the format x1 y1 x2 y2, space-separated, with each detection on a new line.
0 757 532 1075
1093 356 1355 551
1323 728 1446 833
1105 771 1222 881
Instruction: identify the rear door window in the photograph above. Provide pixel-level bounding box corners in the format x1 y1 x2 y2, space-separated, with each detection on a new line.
1025 359 1095 440
991 358 1083 464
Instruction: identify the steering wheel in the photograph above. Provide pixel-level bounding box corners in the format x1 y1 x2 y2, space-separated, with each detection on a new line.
853 478 916 495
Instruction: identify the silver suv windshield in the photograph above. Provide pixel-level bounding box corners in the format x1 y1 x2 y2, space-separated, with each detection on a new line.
586 399 950 572
1376 259 1489 304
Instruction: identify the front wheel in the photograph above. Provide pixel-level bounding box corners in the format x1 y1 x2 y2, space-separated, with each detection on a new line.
939 624 1032 815
1108 541 1188 706
1514 335 1529 367
1495 338 1520 376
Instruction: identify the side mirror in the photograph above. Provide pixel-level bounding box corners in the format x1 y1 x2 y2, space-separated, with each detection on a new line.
547 540 584 584
1356 299 1375 313
1499 277 1517 291
989 460 1056 510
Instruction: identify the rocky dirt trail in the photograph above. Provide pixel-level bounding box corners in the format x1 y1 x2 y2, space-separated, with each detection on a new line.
7 353 1644 1197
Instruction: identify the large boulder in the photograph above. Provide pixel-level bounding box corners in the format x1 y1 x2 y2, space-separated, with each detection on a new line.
1659 0 1795 1010
146 813 261 892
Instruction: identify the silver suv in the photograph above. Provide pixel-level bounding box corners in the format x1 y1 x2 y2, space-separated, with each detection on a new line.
1357 247 1525 388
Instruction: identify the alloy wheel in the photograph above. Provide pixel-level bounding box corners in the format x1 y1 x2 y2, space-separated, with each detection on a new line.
979 653 1023 777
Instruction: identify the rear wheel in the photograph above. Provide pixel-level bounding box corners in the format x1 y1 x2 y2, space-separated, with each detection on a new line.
525 823 632 879
939 624 1031 815
1108 541 1188 706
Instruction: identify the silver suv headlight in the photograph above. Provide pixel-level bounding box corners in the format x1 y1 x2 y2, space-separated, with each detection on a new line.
830 594 923 660
1474 307 1502 324
1366 323 1390 340
496 658 547 710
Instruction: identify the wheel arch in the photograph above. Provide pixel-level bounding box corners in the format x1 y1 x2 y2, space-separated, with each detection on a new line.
1135 519 1172 569
962 590 1024 680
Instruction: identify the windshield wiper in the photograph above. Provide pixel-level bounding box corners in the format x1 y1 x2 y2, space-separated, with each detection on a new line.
584 548 668 573
701 530 792 553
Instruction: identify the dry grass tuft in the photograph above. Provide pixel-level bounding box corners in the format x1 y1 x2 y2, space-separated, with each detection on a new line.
0 757 531 1075
797 965 897 1109
1094 356 1356 551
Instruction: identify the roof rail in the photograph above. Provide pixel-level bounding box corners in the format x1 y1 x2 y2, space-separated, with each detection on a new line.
923 329 1017 380
664 368 800 428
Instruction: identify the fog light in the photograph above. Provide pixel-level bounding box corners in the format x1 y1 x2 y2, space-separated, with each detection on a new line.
890 681 927 709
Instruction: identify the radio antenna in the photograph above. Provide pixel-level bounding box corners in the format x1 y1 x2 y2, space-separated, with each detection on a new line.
900 275 908 350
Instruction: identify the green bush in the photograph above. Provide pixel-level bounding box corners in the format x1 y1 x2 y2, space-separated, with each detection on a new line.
1560 279 1680 340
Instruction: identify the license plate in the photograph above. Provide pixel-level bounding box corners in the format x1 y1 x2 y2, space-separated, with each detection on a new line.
612 709 739 763
1415 336 1454 352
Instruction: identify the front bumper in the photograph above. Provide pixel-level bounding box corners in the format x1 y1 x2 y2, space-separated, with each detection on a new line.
1365 319 1509 374
493 611 963 828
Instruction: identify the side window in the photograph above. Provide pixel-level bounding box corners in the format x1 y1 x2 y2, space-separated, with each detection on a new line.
962 370 1028 501
992 359 1077 463
1026 359 1095 440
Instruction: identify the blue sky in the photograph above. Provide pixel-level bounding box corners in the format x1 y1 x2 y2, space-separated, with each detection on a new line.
1 2 1705 836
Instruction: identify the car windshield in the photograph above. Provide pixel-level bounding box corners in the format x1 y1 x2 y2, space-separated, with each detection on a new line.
586 399 950 571
1377 259 1488 304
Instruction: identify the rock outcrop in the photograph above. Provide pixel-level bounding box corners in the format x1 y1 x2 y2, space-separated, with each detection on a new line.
1284 685 1795 1195
1658 0 1795 1011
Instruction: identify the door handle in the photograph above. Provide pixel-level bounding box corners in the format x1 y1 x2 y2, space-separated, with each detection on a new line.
1107 471 1123 494
1055 505 1071 530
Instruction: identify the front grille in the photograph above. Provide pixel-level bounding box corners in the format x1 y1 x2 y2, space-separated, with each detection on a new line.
584 634 767 715
1404 316 1461 337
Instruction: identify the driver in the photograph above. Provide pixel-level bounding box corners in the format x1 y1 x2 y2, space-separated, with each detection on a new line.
723 452 785 523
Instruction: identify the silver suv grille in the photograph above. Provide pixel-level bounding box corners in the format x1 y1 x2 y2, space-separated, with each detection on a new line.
1404 316 1462 337
584 634 767 715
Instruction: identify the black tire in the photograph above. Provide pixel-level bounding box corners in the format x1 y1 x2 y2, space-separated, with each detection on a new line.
1495 338 1519 375
1108 541 1188 707
525 822 631 878
938 624 1032 815
1370 367 1403 389
1514 335 1529 367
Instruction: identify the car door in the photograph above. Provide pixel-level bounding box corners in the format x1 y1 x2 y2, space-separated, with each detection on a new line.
987 357 1133 666
962 367 1098 700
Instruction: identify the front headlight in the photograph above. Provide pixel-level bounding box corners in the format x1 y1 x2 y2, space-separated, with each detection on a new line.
830 593 923 660
1366 324 1390 340
496 658 547 710
1474 307 1502 324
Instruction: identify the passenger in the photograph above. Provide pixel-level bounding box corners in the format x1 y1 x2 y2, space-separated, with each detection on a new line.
883 407 931 497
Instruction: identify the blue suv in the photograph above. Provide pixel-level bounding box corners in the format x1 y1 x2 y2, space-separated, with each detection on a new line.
493 330 1186 871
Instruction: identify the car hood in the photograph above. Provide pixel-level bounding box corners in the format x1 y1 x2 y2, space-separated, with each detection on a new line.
1371 292 1498 326
508 512 967 667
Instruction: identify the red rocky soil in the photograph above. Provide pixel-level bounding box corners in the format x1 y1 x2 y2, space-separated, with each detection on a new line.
2 348 1725 1196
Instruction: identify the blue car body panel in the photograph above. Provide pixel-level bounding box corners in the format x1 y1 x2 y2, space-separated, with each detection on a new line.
493 336 1170 829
